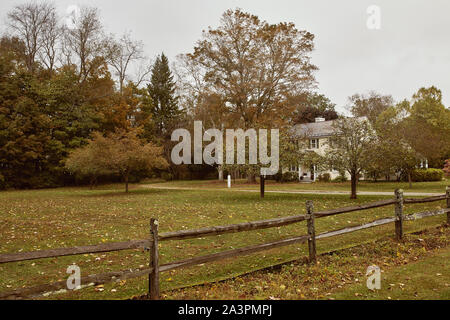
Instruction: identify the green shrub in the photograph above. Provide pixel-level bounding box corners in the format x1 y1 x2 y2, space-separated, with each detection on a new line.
273 171 283 182
281 172 298 182
410 168 444 182
318 173 331 182
332 175 347 183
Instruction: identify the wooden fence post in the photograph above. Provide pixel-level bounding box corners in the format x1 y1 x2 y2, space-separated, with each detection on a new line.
260 175 265 198
446 186 450 224
149 218 160 300
306 200 316 263
394 189 404 241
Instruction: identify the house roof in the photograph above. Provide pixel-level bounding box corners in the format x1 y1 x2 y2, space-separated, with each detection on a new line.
291 117 368 139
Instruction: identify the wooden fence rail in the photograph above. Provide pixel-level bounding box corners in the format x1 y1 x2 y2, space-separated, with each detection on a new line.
0 239 151 264
0 186 448 300
0 266 154 300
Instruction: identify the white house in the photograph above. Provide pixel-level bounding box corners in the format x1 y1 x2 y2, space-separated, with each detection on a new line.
288 117 368 182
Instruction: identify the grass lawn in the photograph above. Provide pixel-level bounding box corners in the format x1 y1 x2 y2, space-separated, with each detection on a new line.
331 244 450 300
0 181 448 300
143 178 450 194
166 226 449 300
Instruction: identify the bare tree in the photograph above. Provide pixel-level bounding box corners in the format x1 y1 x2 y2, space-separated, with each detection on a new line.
107 33 145 94
63 6 105 81
7 2 55 72
133 57 153 88
38 9 62 73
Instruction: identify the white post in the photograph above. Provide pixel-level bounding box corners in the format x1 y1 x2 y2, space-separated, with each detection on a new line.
227 175 231 188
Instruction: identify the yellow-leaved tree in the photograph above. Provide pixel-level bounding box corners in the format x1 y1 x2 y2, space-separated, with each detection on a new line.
66 130 168 192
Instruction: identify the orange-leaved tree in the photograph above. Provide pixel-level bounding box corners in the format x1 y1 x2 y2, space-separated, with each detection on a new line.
66 130 168 192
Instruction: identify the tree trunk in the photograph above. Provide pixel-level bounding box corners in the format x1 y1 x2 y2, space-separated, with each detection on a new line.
408 171 412 189
89 176 97 190
125 171 129 193
247 173 256 183
350 173 357 199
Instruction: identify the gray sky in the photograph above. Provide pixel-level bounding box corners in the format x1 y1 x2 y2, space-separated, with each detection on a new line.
2 0 449 113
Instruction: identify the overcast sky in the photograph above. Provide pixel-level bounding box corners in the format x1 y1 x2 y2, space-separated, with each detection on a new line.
2 0 449 112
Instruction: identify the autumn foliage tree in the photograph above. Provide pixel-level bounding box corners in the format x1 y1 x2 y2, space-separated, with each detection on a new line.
443 160 450 178
66 130 168 192
179 8 317 184
183 9 316 128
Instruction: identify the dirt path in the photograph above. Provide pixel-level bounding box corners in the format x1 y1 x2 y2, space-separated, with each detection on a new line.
140 184 442 197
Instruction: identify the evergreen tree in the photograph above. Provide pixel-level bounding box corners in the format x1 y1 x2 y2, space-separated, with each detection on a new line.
146 53 180 136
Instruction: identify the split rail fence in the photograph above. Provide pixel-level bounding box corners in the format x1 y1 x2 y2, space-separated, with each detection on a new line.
0 187 449 300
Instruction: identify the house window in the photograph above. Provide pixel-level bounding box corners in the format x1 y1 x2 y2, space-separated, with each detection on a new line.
310 139 319 149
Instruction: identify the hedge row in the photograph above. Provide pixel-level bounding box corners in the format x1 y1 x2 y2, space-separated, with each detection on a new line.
410 168 444 182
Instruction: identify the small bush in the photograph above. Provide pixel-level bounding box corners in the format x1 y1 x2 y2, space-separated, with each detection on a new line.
281 172 298 182
410 168 444 182
273 171 283 182
318 173 331 182
332 175 347 183
161 172 174 181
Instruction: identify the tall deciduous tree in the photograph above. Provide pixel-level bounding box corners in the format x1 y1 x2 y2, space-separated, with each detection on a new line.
38 8 61 73
292 92 338 124
182 9 317 129
324 117 376 199
63 6 106 82
348 92 393 125
7 1 56 72
401 86 450 165
107 33 145 94
180 9 317 183
372 104 421 187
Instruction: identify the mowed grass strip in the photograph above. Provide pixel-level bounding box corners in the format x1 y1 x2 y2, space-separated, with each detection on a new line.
0 182 447 300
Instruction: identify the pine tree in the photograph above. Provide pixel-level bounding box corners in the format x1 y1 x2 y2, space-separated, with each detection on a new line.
147 53 181 136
